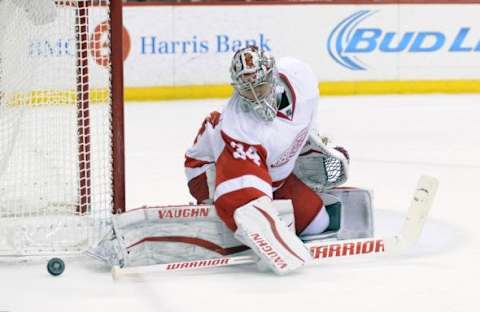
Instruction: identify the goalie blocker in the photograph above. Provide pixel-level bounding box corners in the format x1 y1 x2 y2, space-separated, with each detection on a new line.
88 187 373 270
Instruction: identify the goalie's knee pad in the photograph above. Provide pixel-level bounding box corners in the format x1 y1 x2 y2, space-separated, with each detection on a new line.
233 196 312 275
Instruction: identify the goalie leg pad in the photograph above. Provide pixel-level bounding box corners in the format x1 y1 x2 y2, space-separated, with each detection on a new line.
300 189 373 242
233 196 312 275
326 187 374 239
88 201 296 267
88 205 241 267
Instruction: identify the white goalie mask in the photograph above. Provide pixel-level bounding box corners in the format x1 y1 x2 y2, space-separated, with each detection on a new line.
230 46 279 121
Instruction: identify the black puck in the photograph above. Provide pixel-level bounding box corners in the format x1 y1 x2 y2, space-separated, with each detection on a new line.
47 258 65 276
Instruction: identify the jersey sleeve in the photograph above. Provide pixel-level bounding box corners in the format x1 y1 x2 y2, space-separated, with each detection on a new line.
214 130 272 231
184 111 221 203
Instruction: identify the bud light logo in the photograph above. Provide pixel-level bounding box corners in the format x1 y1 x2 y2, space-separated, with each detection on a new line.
328 10 376 70
328 10 480 71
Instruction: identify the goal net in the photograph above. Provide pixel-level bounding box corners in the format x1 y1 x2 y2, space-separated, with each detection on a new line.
0 0 125 256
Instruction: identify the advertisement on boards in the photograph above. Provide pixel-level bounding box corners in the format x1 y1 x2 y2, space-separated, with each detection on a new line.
15 4 480 91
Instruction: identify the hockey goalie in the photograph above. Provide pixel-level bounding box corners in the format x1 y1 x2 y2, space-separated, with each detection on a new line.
90 46 373 275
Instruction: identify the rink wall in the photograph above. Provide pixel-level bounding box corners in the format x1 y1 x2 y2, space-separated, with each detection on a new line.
14 1 480 101
118 1 480 100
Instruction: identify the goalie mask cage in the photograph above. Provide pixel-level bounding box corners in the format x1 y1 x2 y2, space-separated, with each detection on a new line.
0 0 125 256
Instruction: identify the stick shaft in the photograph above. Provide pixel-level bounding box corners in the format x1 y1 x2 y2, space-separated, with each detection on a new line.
113 237 387 277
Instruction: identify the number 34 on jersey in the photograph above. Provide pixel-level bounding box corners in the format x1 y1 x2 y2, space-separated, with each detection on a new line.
230 141 261 167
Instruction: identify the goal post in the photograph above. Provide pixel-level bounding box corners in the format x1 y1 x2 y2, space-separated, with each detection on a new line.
0 0 125 256
110 0 125 216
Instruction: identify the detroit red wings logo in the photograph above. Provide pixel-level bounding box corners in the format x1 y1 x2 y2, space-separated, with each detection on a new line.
270 127 309 168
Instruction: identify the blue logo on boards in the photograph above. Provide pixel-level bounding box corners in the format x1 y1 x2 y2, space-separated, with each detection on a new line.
328 10 480 71
328 10 376 71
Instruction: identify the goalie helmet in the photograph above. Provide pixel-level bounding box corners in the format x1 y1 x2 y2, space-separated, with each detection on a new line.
230 46 279 121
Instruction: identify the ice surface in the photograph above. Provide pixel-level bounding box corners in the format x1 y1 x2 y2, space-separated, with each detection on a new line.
1 94 479 312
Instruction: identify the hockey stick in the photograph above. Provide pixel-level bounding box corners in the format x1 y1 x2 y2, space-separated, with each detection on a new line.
112 175 438 280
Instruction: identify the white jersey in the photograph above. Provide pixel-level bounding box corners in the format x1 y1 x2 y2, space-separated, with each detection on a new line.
185 57 319 227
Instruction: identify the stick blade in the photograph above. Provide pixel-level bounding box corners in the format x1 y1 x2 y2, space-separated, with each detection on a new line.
385 175 439 254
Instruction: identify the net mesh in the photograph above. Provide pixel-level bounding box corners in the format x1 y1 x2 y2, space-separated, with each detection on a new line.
0 0 114 256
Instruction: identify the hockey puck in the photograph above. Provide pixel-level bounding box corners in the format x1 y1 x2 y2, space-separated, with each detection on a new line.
47 258 65 276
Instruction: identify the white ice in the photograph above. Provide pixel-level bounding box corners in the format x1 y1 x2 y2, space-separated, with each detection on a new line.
1 94 479 312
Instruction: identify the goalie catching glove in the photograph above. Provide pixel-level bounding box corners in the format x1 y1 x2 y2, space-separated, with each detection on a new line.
233 196 312 275
293 129 350 192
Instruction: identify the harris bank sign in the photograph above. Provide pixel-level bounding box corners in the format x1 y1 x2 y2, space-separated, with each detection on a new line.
327 10 480 71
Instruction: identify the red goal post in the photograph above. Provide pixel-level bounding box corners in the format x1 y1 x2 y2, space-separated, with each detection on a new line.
0 0 125 257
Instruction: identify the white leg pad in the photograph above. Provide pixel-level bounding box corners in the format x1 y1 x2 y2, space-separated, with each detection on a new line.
233 196 312 275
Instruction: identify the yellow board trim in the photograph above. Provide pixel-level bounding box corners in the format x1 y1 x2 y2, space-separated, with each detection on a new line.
125 80 480 102
8 89 110 106
320 80 480 95
5 80 480 106
125 85 234 101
